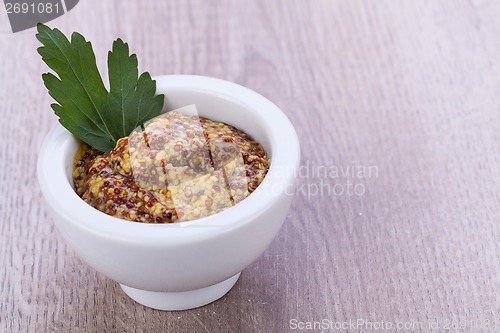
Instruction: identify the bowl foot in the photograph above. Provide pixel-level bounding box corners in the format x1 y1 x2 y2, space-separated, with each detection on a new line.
119 272 241 311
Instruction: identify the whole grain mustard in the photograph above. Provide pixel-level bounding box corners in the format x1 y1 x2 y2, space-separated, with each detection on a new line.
73 112 270 223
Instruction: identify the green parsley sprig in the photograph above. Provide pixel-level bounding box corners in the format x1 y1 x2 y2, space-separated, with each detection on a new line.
36 23 164 153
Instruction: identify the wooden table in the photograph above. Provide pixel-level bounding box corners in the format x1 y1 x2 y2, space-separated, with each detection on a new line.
1 1 499 332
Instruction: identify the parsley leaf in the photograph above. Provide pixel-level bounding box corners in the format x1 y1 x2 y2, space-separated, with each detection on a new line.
36 23 164 153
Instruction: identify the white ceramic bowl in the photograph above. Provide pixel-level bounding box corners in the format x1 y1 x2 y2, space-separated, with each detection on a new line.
37 75 300 310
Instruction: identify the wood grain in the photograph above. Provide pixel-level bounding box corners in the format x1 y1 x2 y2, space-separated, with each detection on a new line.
1 0 499 332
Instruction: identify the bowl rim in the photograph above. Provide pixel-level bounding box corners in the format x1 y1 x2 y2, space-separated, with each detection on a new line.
37 75 300 244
